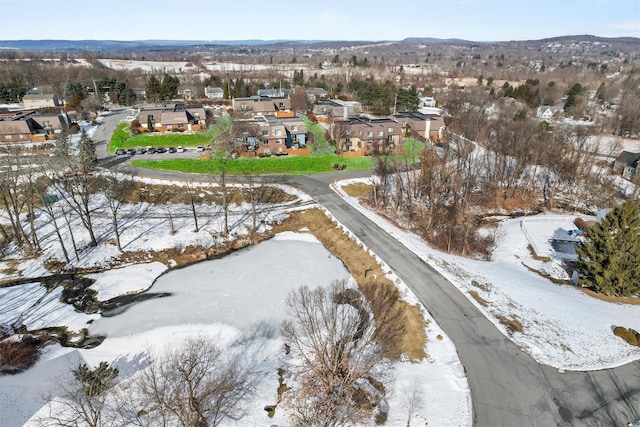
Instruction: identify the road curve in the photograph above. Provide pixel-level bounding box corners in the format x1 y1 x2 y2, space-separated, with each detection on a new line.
284 173 640 427
93 121 640 426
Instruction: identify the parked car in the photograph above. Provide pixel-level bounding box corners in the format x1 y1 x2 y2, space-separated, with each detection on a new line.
147 147 156 154
176 146 185 153
126 148 136 155
135 147 146 155
196 145 205 152
115 149 126 155
167 146 177 153
156 147 166 153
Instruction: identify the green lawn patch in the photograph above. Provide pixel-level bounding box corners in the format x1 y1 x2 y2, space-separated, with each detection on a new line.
131 153 374 175
109 122 223 154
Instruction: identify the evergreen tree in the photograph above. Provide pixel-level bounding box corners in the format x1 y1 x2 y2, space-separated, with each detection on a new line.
146 75 161 103
73 361 119 397
160 74 179 100
575 201 640 296
78 129 97 170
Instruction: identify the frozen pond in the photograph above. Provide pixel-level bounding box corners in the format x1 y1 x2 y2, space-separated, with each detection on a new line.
89 232 351 337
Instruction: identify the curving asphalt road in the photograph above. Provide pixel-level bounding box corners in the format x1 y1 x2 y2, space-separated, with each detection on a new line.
93 117 640 427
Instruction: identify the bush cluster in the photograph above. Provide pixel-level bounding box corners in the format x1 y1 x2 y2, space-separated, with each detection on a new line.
613 326 640 346
0 337 40 374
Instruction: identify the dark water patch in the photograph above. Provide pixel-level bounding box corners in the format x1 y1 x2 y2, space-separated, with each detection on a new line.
100 292 173 317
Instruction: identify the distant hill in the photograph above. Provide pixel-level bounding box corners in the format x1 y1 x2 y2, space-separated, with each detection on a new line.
0 35 636 53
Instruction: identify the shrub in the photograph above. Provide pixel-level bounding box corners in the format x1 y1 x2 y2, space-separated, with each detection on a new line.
0 337 40 373
613 326 639 346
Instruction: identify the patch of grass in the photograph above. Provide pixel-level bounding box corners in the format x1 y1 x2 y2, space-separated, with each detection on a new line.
527 244 552 262
274 209 427 361
469 290 489 306
374 410 388 425
132 153 375 175
342 182 374 198
577 288 640 305
301 115 335 155
109 121 223 154
496 314 523 334
613 326 639 346
522 263 571 285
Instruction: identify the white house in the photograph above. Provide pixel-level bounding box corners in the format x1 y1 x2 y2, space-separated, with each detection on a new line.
205 86 224 99
536 105 563 120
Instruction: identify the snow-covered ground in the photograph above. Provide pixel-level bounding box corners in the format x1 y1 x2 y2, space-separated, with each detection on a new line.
334 178 640 371
0 167 470 426
97 59 198 73
0 231 470 427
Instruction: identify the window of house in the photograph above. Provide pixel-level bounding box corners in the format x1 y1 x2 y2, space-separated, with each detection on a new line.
345 130 351 135
367 131 372 137
276 139 282 144
43 121 52 128
388 127 394 133
263 139 269 145
378 131 383 137
4 135 10 140
291 125 297 131
275 129 282 136
262 130 269 136
241 103 247 111
19 134 25 139
367 140 372 144
278 102 284 108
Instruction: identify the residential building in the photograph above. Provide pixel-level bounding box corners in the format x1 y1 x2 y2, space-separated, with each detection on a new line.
234 116 308 155
331 117 401 154
614 151 640 181
22 92 60 109
536 105 564 120
0 110 70 144
205 86 224 99
232 96 293 118
392 111 445 142
312 99 363 122
138 104 207 132
307 87 328 103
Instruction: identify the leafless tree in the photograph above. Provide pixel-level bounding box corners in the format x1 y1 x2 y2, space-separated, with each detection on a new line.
102 171 135 251
185 181 201 233
280 280 390 426
133 337 256 427
38 362 120 427
0 148 35 253
401 379 425 427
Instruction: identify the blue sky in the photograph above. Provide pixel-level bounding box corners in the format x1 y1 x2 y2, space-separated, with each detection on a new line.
0 0 638 41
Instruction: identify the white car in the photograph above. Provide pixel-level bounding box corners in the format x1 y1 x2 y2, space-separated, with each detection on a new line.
176 146 185 153
196 146 205 152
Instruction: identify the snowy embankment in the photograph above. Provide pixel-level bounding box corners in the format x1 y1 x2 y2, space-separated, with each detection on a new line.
0 172 471 426
333 177 640 371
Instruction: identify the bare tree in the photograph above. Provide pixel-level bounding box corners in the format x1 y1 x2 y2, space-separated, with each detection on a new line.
0 148 35 253
39 361 120 427
401 379 425 427
102 171 134 251
185 181 201 233
280 280 390 426
134 337 256 427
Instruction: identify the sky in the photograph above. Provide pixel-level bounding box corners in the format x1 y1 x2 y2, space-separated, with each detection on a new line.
0 0 638 42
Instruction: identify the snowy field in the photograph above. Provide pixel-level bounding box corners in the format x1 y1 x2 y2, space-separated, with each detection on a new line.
0 167 470 426
0 232 470 427
97 59 198 73
334 178 640 371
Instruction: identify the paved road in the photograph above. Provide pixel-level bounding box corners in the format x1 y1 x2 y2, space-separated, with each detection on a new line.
97 130 640 426
284 173 640 427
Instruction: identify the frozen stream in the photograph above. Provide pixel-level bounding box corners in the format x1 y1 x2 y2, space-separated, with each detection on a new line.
89 232 351 338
